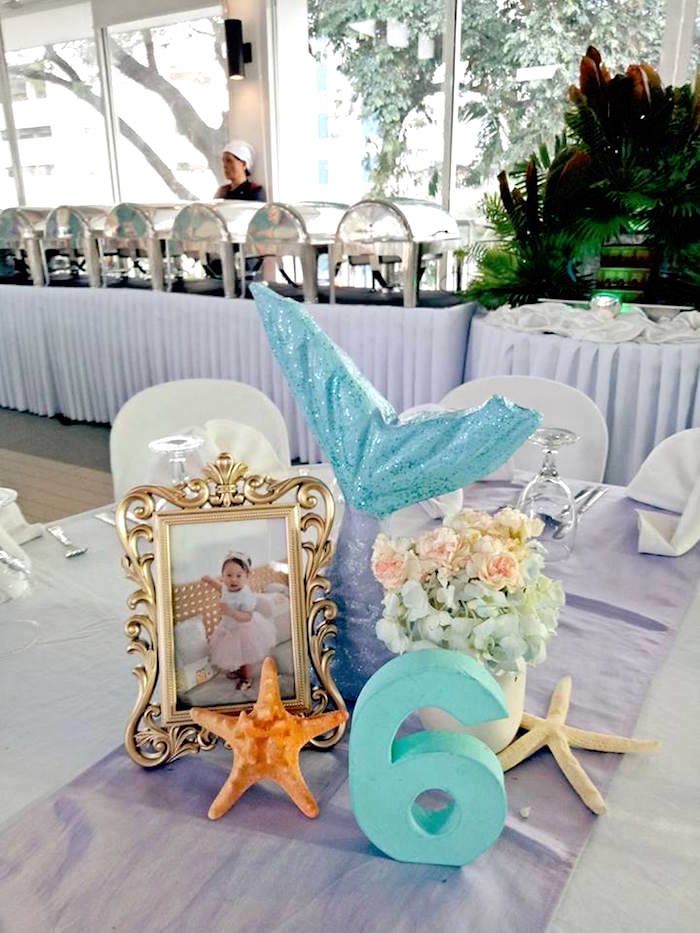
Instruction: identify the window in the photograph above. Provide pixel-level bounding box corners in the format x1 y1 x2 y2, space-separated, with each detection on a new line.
691 13 700 77
3 3 112 204
108 9 228 202
452 0 669 219
317 113 329 139
318 159 329 184
297 2 448 203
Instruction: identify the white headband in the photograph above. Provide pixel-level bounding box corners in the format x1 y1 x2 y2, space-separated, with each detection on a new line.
223 139 255 171
224 550 252 569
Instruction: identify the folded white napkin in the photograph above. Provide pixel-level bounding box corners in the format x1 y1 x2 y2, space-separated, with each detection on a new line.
145 419 287 487
0 489 40 603
626 428 700 556
486 303 700 345
0 489 43 546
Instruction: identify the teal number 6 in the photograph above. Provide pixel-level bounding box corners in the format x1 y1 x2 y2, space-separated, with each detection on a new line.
349 649 509 866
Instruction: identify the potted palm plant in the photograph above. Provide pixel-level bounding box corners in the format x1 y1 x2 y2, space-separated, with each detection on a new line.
467 47 700 309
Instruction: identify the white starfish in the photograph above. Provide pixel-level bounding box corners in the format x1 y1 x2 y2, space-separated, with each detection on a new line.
498 675 660 814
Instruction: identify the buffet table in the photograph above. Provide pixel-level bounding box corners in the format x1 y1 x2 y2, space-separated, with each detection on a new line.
465 313 700 485
0 285 475 462
1 483 698 932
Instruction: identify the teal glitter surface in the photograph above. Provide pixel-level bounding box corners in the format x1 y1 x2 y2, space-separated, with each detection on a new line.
251 284 541 518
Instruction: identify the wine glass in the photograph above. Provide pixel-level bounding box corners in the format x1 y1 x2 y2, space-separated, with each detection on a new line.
148 434 204 486
517 427 579 561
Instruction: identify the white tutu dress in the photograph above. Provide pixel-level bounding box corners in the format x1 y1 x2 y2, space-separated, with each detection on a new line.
210 585 277 671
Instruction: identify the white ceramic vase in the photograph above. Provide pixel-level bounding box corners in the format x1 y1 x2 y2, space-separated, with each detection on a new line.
418 665 526 753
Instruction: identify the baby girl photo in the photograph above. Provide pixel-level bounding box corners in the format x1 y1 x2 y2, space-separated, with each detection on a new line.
167 515 299 710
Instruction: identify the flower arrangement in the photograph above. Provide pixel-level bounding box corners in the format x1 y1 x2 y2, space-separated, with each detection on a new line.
371 507 564 674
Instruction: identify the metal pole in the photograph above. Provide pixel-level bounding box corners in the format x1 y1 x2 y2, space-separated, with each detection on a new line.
441 0 461 215
439 0 462 290
95 26 121 202
0 22 26 205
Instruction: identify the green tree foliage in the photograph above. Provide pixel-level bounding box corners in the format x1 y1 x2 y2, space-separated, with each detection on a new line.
309 0 664 192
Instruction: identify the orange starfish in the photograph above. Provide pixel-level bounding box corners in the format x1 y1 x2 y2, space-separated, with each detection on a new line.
191 657 348 819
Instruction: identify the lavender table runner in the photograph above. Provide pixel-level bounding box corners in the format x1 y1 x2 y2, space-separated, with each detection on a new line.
0 485 698 933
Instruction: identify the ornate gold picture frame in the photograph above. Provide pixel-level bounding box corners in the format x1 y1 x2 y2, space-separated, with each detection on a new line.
117 453 346 767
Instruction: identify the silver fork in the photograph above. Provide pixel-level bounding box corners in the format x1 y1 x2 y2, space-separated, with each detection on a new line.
46 525 88 558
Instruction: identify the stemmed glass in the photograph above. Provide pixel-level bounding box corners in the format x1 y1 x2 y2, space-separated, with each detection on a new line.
148 434 205 487
517 427 579 561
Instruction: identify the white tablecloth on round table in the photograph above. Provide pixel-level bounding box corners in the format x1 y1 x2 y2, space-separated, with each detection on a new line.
0 285 475 462
465 314 700 485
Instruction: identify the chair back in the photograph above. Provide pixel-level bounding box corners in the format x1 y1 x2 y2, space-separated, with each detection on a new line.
110 378 291 499
441 376 608 482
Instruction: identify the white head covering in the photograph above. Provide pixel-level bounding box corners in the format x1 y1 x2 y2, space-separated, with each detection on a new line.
223 139 255 171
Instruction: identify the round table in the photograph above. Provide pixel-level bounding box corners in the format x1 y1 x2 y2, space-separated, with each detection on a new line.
465 314 700 485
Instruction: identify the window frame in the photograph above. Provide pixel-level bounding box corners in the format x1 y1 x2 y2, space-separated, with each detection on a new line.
0 0 696 207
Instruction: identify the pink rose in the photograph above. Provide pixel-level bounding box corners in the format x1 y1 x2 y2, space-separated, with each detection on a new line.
477 552 522 590
416 527 460 570
372 534 410 590
448 529 480 571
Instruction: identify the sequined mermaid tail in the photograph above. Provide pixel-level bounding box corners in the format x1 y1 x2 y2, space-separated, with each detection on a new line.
250 284 541 518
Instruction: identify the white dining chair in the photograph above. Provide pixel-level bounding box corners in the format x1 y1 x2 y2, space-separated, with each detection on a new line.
110 379 291 499
440 376 609 482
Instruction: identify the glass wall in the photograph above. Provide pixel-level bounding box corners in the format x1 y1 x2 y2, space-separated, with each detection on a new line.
451 0 667 219
306 2 448 203
5 40 111 204
0 0 695 211
691 12 700 77
3 3 112 204
108 8 227 201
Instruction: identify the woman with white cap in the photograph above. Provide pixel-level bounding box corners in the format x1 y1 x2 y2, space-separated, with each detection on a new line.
214 139 265 201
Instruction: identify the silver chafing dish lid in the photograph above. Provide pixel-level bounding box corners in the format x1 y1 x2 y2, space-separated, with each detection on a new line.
336 198 459 245
0 207 51 241
246 201 348 252
45 206 109 243
103 203 183 241
171 201 261 245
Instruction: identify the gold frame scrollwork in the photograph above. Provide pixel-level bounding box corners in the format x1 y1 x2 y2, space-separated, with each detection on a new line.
117 453 346 768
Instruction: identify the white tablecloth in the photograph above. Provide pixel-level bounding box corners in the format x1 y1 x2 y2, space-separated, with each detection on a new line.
465 314 700 485
0 286 475 463
1 492 698 931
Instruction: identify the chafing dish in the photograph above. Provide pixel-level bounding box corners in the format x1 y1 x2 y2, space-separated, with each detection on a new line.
0 207 50 286
100 203 182 291
331 198 460 307
43 206 108 288
168 201 261 297
245 202 347 303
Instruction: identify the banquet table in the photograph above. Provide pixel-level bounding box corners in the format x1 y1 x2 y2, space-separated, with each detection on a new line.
465 313 700 485
0 285 475 463
1 483 698 932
